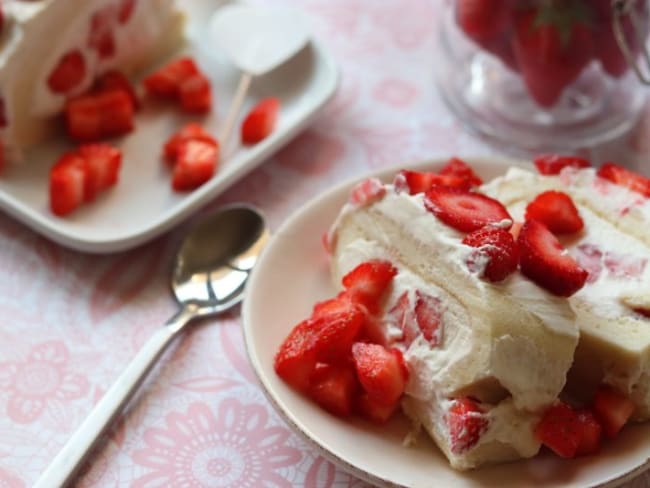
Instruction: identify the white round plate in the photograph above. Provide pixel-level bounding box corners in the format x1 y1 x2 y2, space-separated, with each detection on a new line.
242 158 650 488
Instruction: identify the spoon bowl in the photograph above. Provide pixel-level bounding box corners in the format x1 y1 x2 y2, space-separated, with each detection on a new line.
35 205 269 488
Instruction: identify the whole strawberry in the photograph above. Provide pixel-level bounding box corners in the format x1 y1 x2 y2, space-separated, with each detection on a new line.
512 0 594 107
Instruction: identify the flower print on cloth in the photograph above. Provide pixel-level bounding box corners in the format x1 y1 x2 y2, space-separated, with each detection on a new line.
132 400 302 488
0 341 89 424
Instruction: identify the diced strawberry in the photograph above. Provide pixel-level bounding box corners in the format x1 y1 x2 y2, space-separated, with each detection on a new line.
47 50 86 94
274 319 320 392
163 123 217 161
172 139 218 191
414 290 443 347
78 143 122 201
388 291 418 347
310 297 366 362
65 90 135 141
575 409 602 456
533 155 591 175
97 90 135 137
535 402 582 458
592 384 635 438
462 226 519 281
308 363 359 417
424 186 512 233
341 260 397 312
447 397 489 454
351 342 407 406
439 157 483 186
96 70 139 109
356 392 399 423
179 74 212 113
118 0 136 23
143 57 200 99
393 170 470 195
49 153 88 216
349 177 386 206
525 191 584 234
241 97 280 144
597 162 650 198
518 220 588 296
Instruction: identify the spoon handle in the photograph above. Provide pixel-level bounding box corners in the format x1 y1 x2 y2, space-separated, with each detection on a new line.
34 310 192 488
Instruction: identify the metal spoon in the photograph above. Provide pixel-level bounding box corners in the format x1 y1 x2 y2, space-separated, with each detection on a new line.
34 204 269 488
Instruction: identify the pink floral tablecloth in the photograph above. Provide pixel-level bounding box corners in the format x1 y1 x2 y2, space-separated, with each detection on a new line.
2 1 650 487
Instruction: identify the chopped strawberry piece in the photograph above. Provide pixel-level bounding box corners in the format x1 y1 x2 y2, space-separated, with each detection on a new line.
97 90 135 138
312 291 357 318
518 220 588 296
179 74 212 113
65 90 135 141
414 290 443 347
96 70 139 109
309 363 359 417
143 57 200 99
439 157 483 186
424 186 512 233
535 402 582 458
597 162 650 198
592 384 635 438
388 291 418 347
447 397 489 454
525 191 584 234
163 123 217 161
393 170 470 194
310 298 366 362
356 392 399 423
533 155 591 175
47 50 86 94
341 260 397 312
78 143 122 201
118 0 136 23
462 226 519 281
172 139 219 191
349 177 386 206
274 319 319 392
49 153 88 216
575 409 602 456
241 97 280 144
352 342 407 406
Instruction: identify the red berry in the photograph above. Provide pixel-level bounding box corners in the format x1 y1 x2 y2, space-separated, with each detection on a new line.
525 191 584 234
575 409 602 456
533 155 591 175
96 70 139 109
439 157 483 186
179 74 212 113
341 260 397 313
47 50 86 94
518 220 588 296
143 57 200 99
351 342 407 407
592 384 635 438
597 162 650 198
308 363 359 417
535 402 582 458
394 170 470 195
172 139 219 191
164 123 217 161
65 90 135 141
241 97 280 144
414 290 443 347
462 226 519 281
356 392 399 423
455 0 510 42
274 319 320 392
49 153 88 216
424 186 512 233
78 143 122 202
447 397 489 454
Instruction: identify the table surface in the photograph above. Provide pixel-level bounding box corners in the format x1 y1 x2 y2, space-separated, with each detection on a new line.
2 1 650 487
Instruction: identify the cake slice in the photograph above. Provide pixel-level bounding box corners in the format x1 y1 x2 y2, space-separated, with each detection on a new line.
482 164 650 421
0 0 185 159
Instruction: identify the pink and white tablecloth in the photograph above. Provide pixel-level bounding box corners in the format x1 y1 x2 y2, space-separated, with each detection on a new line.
1 1 650 486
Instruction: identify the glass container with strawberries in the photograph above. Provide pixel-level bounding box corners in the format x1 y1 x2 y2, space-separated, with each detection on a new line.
435 0 650 153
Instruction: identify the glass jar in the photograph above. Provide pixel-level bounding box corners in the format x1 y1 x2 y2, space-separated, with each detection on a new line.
435 0 650 154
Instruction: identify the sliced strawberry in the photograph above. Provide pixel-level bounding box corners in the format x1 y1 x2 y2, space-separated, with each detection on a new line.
172 139 219 191
163 123 217 161
341 260 397 312
462 226 519 281
393 170 470 194
49 153 88 216
414 290 443 347
351 342 407 406
308 363 359 417
447 397 489 454
64 95 103 141
533 155 591 175
597 162 650 198
525 191 584 234
388 291 418 347
356 392 399 423
241 97 280 144
96 70 139 109
518 220 588 296
78 143 122 201
592 384 635 438
96 90 135 138
439 157 483 186
349 177 386 206
118 0 136 23
274 319 320 392
47 50 86 94
535 402 582 458
424 186 512 233
575 409 602 456
179 73 212 113
310 299 366 362
143 57 200 99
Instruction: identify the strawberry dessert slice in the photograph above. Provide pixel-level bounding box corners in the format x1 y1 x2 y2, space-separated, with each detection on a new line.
525 190 584 234
49 153 89 216
462 226 519 282
241 98 280 145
